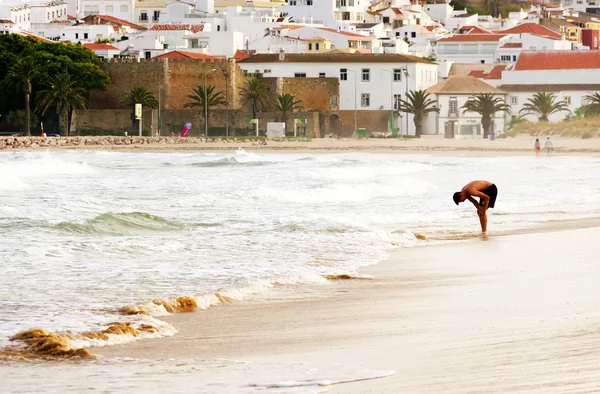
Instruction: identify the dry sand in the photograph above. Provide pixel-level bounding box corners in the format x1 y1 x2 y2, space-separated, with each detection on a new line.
17 135 600 154
95 224 600 393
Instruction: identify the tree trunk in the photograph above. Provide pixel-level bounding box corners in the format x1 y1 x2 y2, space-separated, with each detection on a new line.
24 93 31 137
540 115 549 122
61 109 69 137
414 115 422 138
481 115 491 139
252 101 257 120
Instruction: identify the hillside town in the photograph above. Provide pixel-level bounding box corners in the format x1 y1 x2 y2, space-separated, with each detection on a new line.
1 0 600 137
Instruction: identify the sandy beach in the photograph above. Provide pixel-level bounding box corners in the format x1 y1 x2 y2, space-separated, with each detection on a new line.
91 224 600 393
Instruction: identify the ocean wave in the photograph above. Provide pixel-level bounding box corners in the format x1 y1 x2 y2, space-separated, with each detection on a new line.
55 212 184 236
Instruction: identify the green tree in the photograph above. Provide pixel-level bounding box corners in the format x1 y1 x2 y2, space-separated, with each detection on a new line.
396 90 439 138
183 85 225 130
9 58 41 136
120 87 158 127
4 109 39 132
519 92 571 122
579 93 600 117
274 93 303 124
36 73 88 136
461 93 511 138
239 76 269 119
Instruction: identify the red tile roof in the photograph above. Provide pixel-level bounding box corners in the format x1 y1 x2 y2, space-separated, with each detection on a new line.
153 51 216 60
278 24 306 30
234 50 252 61
514 50 600 71
500 42 523 48
437 34 507 42
18 31 53 42
0 19 14 24
88 15 147 31
391 8 403 15
83 43 119 51
317 27 375 40
459 25 492 34
150 24 204 33
502 23 562 39
468 64 508 79
67 14 76 20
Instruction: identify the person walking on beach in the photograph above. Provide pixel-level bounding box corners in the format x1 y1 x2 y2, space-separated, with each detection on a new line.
453 180 498 234
535 138 541 156
545 137 553 155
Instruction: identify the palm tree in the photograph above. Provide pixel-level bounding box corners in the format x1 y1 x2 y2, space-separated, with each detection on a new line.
183 85 225 129
461 93 511 138
519 92 570 122
9 58 42 136
120 87 159 127
36 73 88 137
580 93 600 117
239 76 269 119
396 90 439 138
274 93 304 124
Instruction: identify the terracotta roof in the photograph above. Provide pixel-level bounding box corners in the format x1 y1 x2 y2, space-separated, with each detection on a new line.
89 15 147 31
153 51 216 60
0 19 14 24
391 8 402 15
281 35 307 42
317 27 375 40
459 25 492 34
468 64 508 80
514 51 600 71
437 34 507 42
18 31 53 42
500 42 522 48
497 84 600 92
234 50 252 61
278 24 306 30
239 53 436 64
425 25 435 31
502 22 562 39
150 24 204 33
448 63 489 77
83 43 119 51
426 76 505 94
67 14 76 20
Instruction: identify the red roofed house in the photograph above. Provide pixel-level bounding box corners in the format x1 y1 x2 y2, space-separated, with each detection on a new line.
82 43 121 59
467 64 509 87
284 26 376 51
153 50 216 61
61 14 146 44
436 34 511 64
498 51 600 122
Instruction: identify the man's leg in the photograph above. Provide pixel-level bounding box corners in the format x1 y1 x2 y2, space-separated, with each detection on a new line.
478 210 487 233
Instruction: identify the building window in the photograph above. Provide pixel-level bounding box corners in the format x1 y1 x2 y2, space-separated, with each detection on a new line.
294 73 306 78
145 51 151 59
307 0 313 4
512 55 517 61
315 43 319 50
264 69 271 73
393 94 402 110
217 25 220 31
140 12 148 21
308 43 312 50
361 93 370 107
393 68 402 81
153 11 160 21
340 68 347 81
511 96 518 105
319 72 326 78
289 0 296 4
243 70 248 75
75 33 79 39
449 97 458 115
361 68 370 81
411 32 416 38
500 55 511 61
120 5 128 12
383 16 390 23
84 33 88 39
564 96 571 105
105 5 113 13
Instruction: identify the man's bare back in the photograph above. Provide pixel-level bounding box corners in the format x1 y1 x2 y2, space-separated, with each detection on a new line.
453 180 498 234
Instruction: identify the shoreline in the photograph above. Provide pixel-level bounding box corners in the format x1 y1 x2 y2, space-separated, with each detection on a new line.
2 135 600 155
86 222 600 392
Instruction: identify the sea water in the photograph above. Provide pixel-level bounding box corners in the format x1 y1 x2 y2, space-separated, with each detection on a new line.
1 150 599 390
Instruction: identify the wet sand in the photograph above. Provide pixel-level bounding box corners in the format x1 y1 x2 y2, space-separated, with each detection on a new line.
95 225 600 392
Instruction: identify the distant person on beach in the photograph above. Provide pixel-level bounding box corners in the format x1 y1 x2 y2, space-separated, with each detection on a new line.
535 138 541 156
453 180 498 234
545 137 553 155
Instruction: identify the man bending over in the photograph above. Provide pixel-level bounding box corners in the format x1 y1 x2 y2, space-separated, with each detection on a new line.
453 180 498 234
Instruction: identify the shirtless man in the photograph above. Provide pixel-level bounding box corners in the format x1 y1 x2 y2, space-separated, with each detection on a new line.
453 180 498 234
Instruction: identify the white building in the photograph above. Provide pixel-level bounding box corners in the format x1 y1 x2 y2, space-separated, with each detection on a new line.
435 33 511 64
183 29 244 56
278 0 369 29
29 0 69 38
285 26 376 50
238 52 439 135
82 42 121 58
249 33 308 54
0 3 31 31
425 76 507 138
60 23 114 42
0 19 16 34
497 50 600 122
423 0 453 25
444 12 478 32
134 0 166 29
79 0 135 22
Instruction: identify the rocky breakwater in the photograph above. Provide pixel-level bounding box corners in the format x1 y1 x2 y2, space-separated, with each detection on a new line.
0 136 253 150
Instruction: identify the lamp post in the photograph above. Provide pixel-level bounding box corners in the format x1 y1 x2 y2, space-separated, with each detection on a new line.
203 65 217 138
402 66 410 137
221 60 229 137
347 69 357 138
382 69 394 135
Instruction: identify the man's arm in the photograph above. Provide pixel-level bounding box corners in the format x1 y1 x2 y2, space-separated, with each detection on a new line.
469 190 490 210
466 196 479 208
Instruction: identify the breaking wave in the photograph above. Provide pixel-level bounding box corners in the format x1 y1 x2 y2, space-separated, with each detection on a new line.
55 212 184 236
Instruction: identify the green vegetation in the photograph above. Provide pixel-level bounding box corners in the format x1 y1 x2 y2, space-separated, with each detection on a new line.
239 77 269 119
461 93 511 138
184 85 226 129
519 92 571 122
449 0 491 15
274 93 303 124
120 87 159 128
0 34 109 135
396 90 439 138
